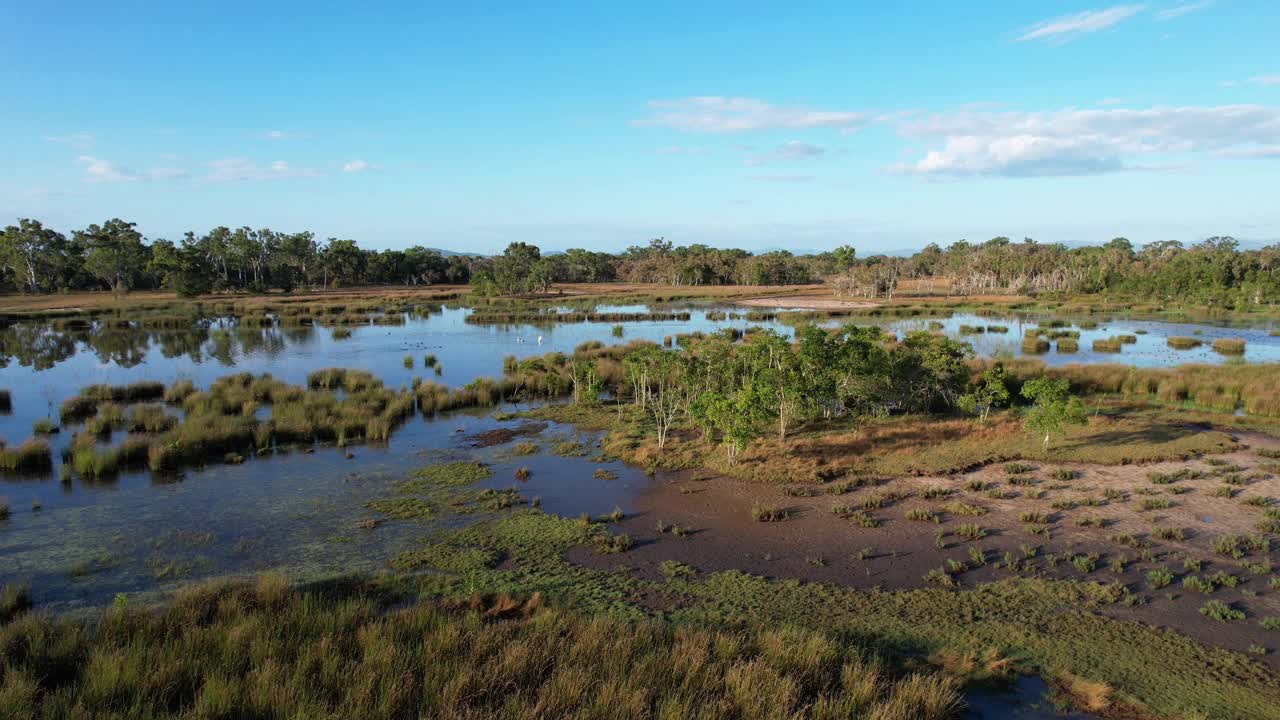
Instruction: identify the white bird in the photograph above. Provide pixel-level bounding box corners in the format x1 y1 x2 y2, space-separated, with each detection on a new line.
537 335 543 345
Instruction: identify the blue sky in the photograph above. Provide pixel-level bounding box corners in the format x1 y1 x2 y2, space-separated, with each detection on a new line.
2 2 1278 254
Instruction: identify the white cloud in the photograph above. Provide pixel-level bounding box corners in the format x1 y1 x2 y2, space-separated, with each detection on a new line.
1016 5 1145 44
77 156 189 183
888 104 1280 177
342 159 381 172
638 97 874 133
746 140 827 165
206 157 323 182
44 132 94 149
655 145 706 155
1247 75 1280 87
1155 1 1211 20
262 130 294 140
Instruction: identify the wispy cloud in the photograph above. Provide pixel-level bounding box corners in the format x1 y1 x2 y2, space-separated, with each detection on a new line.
78 156 189 183
206 157 323 182
1155 1 1211 20
638 97 874 133
342 159 380 173
888 104 1280 178
745 140 827 165
44 132 94 149
261 130 295 140
1016 5 1145 44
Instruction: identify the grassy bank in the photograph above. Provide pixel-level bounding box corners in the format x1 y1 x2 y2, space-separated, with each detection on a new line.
0 577 962 719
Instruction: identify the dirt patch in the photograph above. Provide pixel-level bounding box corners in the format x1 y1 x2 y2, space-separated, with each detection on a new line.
568 445 1280 663
467 422 547 448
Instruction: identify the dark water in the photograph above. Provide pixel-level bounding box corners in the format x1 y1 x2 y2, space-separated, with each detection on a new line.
2 302 1278 614
964 676 1102 719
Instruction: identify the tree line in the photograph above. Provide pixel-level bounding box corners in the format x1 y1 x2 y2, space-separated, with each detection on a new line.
4 215 1276 306
0 218 473 296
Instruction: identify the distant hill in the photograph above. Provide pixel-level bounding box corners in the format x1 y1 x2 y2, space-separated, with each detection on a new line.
425 247 484 258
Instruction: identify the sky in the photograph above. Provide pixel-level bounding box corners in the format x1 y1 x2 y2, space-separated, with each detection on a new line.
2 1 1278 255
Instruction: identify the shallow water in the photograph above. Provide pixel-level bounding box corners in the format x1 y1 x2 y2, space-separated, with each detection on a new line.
0 407 645 612
2 300 1279 613
964 676 1102 719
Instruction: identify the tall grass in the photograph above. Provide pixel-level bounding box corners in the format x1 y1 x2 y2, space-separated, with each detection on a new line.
996 359 1280 417
0 438 53 473
1211 338 1246 355
0 579 961 719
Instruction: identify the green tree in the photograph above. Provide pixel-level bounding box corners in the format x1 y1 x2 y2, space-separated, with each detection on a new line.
0 218 68 293
958 363 1010 423
77 218 146 293
1021 376 1088 451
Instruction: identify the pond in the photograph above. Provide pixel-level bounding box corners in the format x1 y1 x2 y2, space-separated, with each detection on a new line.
1 299 1278 613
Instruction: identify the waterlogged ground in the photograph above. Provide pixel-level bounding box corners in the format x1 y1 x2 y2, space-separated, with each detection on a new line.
0 300 1275 717
0 408 645 614
0 302 1278 603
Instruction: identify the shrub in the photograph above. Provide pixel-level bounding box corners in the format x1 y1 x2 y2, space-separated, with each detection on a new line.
1200 600 1245 622
592 532 632 554
751 505 789 522
1146 567 1174 589
905 508 940 523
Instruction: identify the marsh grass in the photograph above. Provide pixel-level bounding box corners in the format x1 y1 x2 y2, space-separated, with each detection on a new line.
1021 337 1049 354
1211 338 1246 356
0 438 53 473
0 578 966 720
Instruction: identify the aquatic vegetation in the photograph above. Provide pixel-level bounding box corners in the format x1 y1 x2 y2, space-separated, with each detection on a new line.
58 381 166 422
1211 338 1246 355
0 438 53 473
1092 337 1123 353
1166 336 1202 350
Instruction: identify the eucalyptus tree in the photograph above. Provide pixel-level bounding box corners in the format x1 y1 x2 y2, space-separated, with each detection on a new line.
0 218 69 293
77 218 146 293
